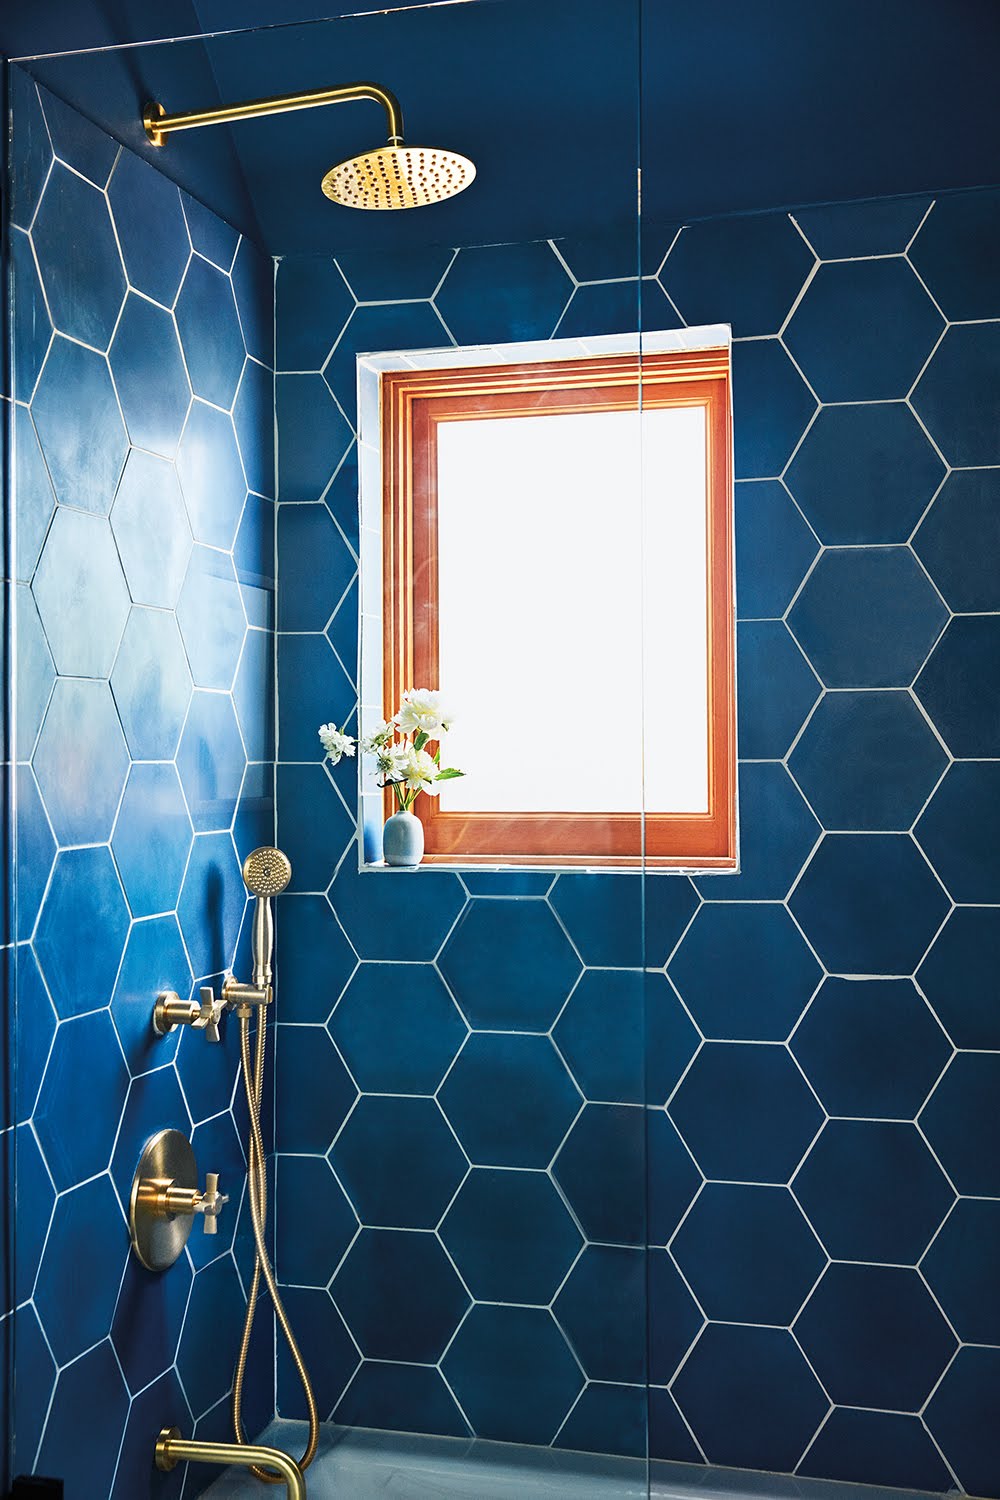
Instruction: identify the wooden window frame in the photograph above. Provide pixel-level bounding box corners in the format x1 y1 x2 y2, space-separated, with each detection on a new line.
379 345 735 868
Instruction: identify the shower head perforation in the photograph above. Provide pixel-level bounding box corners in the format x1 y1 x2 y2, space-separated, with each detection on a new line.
322 144 476 210
241 846 292 899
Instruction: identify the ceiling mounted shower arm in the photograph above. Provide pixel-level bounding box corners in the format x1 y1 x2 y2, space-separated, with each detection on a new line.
143 80 405 149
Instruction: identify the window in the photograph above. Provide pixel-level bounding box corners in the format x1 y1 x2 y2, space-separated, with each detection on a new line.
358 328 735 869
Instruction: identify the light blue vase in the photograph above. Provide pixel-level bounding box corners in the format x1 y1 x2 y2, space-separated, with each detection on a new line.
382 809 424 867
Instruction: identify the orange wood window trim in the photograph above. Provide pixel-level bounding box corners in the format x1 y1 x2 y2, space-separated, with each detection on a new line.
380 348 735 868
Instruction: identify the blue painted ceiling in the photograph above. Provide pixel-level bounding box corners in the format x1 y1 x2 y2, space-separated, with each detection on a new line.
5 0 999 256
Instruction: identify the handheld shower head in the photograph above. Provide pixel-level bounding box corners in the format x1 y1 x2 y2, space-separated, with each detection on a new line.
241 847 292 991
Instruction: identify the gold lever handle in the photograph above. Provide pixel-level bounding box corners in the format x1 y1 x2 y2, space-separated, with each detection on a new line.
153 987 224 1042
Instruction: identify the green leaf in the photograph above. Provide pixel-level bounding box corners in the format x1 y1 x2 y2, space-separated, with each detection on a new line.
436 767 465 780
414 731 429 752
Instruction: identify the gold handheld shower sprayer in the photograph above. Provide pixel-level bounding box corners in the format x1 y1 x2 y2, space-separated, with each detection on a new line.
142 80 475 209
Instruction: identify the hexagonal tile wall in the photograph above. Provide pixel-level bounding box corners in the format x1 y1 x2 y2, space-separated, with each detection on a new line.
9 73 276 1496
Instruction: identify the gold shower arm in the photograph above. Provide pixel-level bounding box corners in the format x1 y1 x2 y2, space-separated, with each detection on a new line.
155 1427 306 1500
143 80 405 148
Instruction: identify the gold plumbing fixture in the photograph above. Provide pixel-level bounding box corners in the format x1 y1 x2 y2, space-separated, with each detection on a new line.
129 1129 229 1271
155 1427 305 1500
142 81 475 209
153 985 225 1042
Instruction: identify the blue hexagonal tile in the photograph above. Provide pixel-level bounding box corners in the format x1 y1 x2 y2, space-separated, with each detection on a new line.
918 908 1000 1049
647 1108 703 1245
913 469 1000 612
275 373 354 502
276 256 354 370
792 977 950 1119
35 1174 128 1364
16 583 55 760
922 1198 1000 1344
177 1256 247 1418
334 1363 467 1438
111 449 192 609
555 1383 647 1459
232 628 274 764
791 834 948 974
731 338 816 479
800 1408 953 1493
34 682 133 855
277 502 356 632
176 399 247 549
37 84 117 187
673 1183 824 1324
330 961 465 1094
109 1065 191 1214
439 899 580 1031
109 292 190 458
276 1286 359 1421
34 1010 129 1189
325 443 360 552
441 1167 581 1304
333 1228 467 1362
795 1263 956 1410
553 969 643 1103
669 1043 822 1184
12 1126 55 1304
784 259 943 402
790 690 947 831
231 234 273 366
31 336 128 514
182 193 238 271
554 1244 645 1384
232 759 274 872
911 322 1000 467
32 160 125 349
36 1340 128 1499
233 357 275 501
789 547 946 688
13 403 56 583
916 616 1000 757
177 691 246 833
554 278 655 338
550 870 698 968
16 764 56 944
442 1305 583 1446
785 402 944 545
107 148 189 308
909 188 1000 321
275 1154 357 1286
9 66 51 231
646 972 701 1106
647 1386 702 1465
271 895 355 1024
10 1304 56 1480
33 508 129 676
919 1051 1000 1196
111 915 192 1077
276 764 354 894
35 846 130 1019
331 1095 464 1228
110 606 192 760
11 225 51 403
175 254 245 409
112 763 192 918
276 1024 356 1154
673 1323 828 1473
925 1346 1000 1500
660 214 813 336
554 1103 646 1244
436 242 571 346
793 195 930 259
438 1032 579 1169
648 1249 708 1384
111 1369 189 1500
737 620 820 758
669 903 821 1043
794 1120 953 1263
177 545 246 691
14 948 58 1123
335 244 453 303
330 856 466 962
276 633 355 762
177 831 246 980
735 480 818 620
916 762 1000 903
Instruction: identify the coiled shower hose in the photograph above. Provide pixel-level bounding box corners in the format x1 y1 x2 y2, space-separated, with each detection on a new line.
231 1008 319 1481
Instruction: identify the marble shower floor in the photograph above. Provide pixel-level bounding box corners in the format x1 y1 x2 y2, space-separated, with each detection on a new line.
198 1421 950 1500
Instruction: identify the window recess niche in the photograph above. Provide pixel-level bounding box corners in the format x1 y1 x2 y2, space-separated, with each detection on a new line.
357 326 736 871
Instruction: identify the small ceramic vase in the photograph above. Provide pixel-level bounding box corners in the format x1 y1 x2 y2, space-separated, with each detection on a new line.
382 809 424 867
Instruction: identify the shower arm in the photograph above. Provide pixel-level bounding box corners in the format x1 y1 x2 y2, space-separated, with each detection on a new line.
143 80 405 148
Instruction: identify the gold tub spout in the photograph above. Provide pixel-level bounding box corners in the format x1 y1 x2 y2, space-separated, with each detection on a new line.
155 1426 306 1499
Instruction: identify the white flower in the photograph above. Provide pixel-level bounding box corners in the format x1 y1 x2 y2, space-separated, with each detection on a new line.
360 719 394 754
399 745 442 795
394 688 455 739
318 723 356 765
375 744 408 783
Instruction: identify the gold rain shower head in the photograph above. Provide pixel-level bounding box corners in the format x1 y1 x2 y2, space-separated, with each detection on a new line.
142 81 475 210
